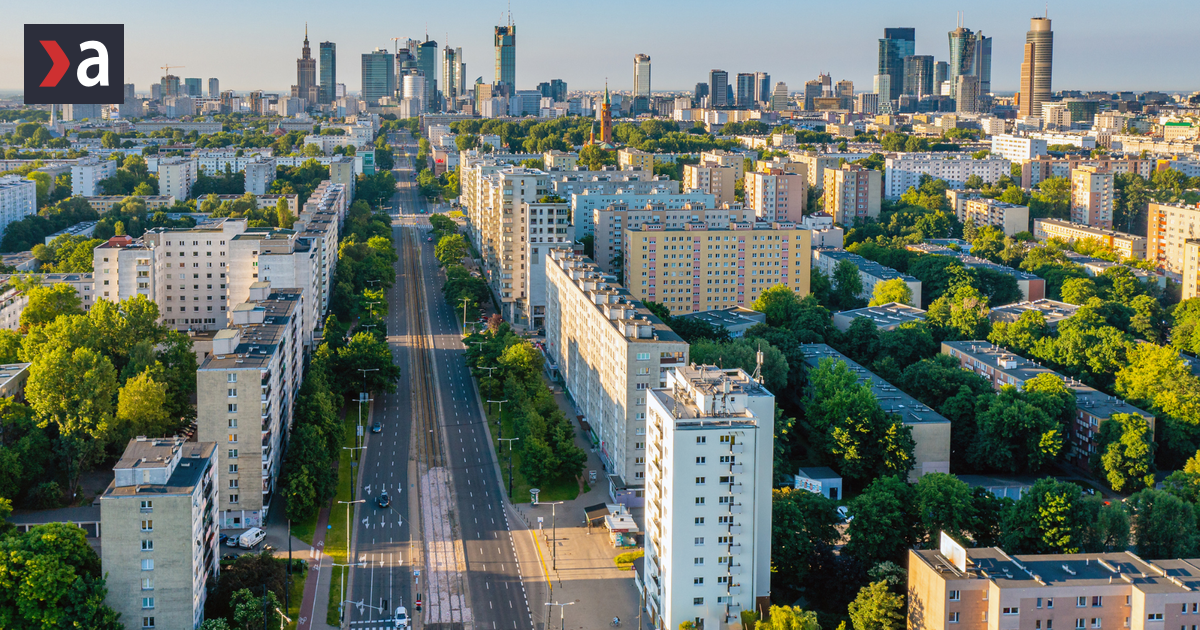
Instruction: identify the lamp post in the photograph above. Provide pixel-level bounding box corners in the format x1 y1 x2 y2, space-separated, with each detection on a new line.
354 395 374 450
547 500 565 571
357 368 380 445
487 399 509 439
460 296 473 328
366 301 381 319
498 437 520 499
545 601 575 630
336 499 366 620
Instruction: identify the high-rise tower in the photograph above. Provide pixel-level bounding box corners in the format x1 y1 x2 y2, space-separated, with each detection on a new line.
296 25 317 105
361 48 395 105
947 24 991 100
903 55 934 97
878 27 915 102
416 39 440 111
443 46 464 108
709 69 729 107
494 21 516 96
633 53 651 113
1019 17 1053 118
319 42 336 104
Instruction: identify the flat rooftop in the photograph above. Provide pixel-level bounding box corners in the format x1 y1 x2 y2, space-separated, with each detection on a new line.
814 248 917 283
989 299 1079 325
650 364 768 428
675 306 766 330
912 547 1200 593
834 303 926 328
800 344 949 426
106 439 215 497
548 249 684 345
198 289 300 371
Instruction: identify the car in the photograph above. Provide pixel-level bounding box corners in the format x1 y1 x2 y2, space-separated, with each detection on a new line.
393 606 409 628
226 535 240 548
219 533 229 545
372 421 382 433
377 492 391 509
427 236 433 242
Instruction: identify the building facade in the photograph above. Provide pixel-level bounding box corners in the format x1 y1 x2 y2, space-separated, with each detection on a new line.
884 153 1011 199
1033 219 1146 260
589 196 724 272
1070 166 1115 229
0 176 37 236
823 164 882 224
745 169 807 223
1018 17 1054 118
158 157 196 201
71 157 118 197
947 191 1030 236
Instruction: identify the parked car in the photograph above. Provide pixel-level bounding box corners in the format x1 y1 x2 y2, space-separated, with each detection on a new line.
377 492 391 509
226 534 240 548
218 533 229 545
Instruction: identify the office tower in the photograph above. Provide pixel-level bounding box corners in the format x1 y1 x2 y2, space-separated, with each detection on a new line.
123 83 136 101
756 72 773 104
633 53 651 101
947 26 992 100
955 76 980 113
804 78 823 110
443 46 464 106
494 23 516 96
100 437 218 630
184 78 201 97
207 78 219 99
319 42 336 104
933 61 948 88
709 70 729 107
161 75 181 99
771 82 790 111
694 82 709 104
546 79 567 103
1019 17 1054 118
402 73 426 112
903 55 934 97
416 39 440 110
361 48 395 105
735 73 756 108
835 79 853 98
857 92 880 115
151 83 162 101
296 26 317 105
643 365 774 630
878 27 915 101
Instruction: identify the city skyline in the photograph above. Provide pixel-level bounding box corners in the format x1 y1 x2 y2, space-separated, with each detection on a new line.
0 0 1196 96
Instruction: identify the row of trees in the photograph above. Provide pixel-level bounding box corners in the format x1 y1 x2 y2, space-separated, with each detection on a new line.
431 214 489 323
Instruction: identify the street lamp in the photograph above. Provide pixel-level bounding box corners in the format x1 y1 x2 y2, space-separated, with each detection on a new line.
354 394 374 450
547 500 565 571
545 601 575 630
336 499 366 620
460 296 473 328
498 437 520 499
487 399 509 439
366 301 381 319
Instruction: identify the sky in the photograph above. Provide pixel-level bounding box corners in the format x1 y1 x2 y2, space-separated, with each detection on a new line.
1 0 1197 97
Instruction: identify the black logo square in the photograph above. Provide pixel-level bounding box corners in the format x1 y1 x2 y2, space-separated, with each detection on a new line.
24 24 124 105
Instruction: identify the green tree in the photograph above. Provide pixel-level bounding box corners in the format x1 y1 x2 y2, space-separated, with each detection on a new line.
847 581 906 630
0 523 122 630
913 473 976 547
113 369 174 446
1002 478 1087 554
869 278 914 306
759 606 820 630
925 285 990 340
435 233 469 267
231 587 282 630
1098 413 1155 493
832 259 865 309
19 282 83 330
771 488 840 594
845 476 918 566
1060 277 1098 305
751 285 805 327
1126 489 1198 559
688 338 788 394
334 332 402 396
969 386 1062 473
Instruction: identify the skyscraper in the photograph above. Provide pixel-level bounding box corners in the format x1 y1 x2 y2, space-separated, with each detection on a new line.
416 39 440 111
1019 17 1053 118
361 48 394 105
947 26 991 100
443 46 464 106
756 72 772 104
694 82 709 104
735 73 756 107
934 61 949 93
770 82 790 111
709 70 729 107
184 78 202 97
319 42 336 104
161 75 181 99
878 27 915 102
494 23 516 96
903 55 934 97
633 53 651 113
804 78 823 110
296 25 317 105
207 78 219 99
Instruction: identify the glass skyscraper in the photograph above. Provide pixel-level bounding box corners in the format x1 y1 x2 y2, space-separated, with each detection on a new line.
494 24 516 96
184 78 202 97
903 55 934 97
361 48 394 105
948 26 991 100
416 39 440 110
878 27 915 102
735 73 756 108
319 42 336 104
709 70 729 107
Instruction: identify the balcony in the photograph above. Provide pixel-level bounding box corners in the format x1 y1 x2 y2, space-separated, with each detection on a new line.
728 483 744 494
728 524 742 535
730 444 744 454
729 463 744 474
728 503 743 514
728 543 742 554
727 585 742 595
727 563 742 575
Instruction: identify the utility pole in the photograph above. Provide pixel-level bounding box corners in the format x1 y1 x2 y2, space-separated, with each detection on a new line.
487 399 509 440
460 296 473 327
335 499 366 621
499 437 520 498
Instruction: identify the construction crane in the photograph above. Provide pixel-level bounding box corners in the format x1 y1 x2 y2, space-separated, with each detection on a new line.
390 38 403 54
160 64 185 75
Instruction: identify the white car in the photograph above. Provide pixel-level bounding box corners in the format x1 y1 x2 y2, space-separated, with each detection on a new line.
393 606 409 628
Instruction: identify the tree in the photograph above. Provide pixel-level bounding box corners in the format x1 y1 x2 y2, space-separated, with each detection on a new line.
19 283 83 330
759 606 820 630
751 285 805 327
845 476 918 566
113 369 174 446
1126 489 1198 559
925 285 990 341
435 233 469 267
1098 413 1155 493
969 386 1062 473
206 552 288 622
848 581 906 630
0 523 122 629
771 488 840 594
1002 478 1087 554
869 278 913 306
1114 342 1200 467
913 473 976 547
334 333 402 397
832 259 865 309
231 587 282 630
688 338 788 394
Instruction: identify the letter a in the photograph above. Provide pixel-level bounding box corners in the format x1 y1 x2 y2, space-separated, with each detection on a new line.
77 41 109 87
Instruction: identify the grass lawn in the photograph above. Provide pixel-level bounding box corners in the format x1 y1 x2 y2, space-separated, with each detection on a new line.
284 563 307 629
291 512 317 547
483 401 583 504
325 406 360 626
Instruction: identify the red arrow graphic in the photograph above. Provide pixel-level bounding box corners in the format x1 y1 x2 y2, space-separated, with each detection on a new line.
39 40 69 87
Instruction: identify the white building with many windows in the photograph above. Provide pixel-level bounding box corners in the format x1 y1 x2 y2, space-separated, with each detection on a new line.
884 153 1011 199
643 365 773 630
70 156 118 196
0 175 37 236
158 157 196 201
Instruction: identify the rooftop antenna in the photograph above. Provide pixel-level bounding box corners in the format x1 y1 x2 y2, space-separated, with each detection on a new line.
752 343 764 384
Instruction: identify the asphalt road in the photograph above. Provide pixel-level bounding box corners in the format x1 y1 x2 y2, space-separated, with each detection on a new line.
345 135 533 630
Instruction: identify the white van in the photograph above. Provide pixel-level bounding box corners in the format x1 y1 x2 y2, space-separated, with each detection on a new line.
238 527 266 549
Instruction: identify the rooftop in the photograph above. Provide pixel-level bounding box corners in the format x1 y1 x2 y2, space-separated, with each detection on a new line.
1035 218 1145 241
912 547 1200 593
549 249 684 345
106 437 215 497
814 248 918 283
675 306 766 330
198 289 301 371
799 344 949 425
989 299 1079 326
651 364 770 428
834 303 926 329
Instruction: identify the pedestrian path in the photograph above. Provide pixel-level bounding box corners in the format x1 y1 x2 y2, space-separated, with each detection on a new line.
297 505 333 630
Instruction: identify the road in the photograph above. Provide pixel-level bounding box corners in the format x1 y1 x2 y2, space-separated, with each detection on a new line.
344 134 533 630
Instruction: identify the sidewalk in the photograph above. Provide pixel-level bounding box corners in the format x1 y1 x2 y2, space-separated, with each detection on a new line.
297 506 335 630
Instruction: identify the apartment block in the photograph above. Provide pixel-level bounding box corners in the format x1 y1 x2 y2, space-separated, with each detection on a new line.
100 437 218 630
622 220 812 316
786 151 874 188
908 545 1200 630
643 365 773 630
884 154 1011 200
947 190 1030 236
575 189 714 241
699 150 746 180
543 150 579 170
823 163 882 224
800 213 844 248
0 176 37 235
545 249 688 504
811 248 921 306
1147 202 1200 273
158 157 196 201
1070 166 1115 229
941 341 1154 469
196 284 303 528
800 344 949 479
832 303 926 332
70 157 118 196
83 195 177 213
244 158 277 195
617 148 654 171
191 148 274 175
745 169 807 222
591 199 739 273
684 163 738 206
1181 240 1200 300
329 155 356 201
1021 155 1156 189
0 272 95 329
989 134 1048 162
988 299 1079 328
1033 219 1146 260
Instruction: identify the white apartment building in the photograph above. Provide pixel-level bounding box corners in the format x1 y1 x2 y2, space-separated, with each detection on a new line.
946 190 1030 236
100 437 218 630
572 188 711 239
244 158 277 195
801 212 843 248
545 249 689 505
591 200 743 273
1070 166 1115 229
196 284 303 529
552 171 679 235
883 153 1012 199
643 365 773 630
70 157 118 196
812 248 922 306
1030 132 1097 149
744 169 807 222
0 176 37 235
0 273 95 330
192 148 274 175
158 157 196 201
989 134 1048 162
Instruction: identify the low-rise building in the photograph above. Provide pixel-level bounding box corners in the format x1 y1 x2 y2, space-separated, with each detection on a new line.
906 244 1044 303
800 212 843 248
823 163 881 224
100 437 218 630
794 466 842 500
1033 218 1146 260
82 195 177 213
643 365 773 630
988 299 1078 327
941 340 1154 469
800 344 950 480
674 306 766 338
0 273 96 329
812 248 922 307
884 153 1011 200
0 362 31 400
44 220 100 245
946 190 1030 236
832 303 926 332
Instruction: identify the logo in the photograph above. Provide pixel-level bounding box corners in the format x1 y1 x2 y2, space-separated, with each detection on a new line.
24 24 124 104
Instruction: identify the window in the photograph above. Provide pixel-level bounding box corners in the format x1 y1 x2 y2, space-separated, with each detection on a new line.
719 496 733 504
694 537 704 546
695 477 706 485
1076 620 1085 629
1004 608 1019 615
1149 615 1164 622
229 464 238 474
228 403 237 412
140 500 153 511
717 576 730 584
694 517 705 525
142 617 155 629
140 520 153 532
142 578 153 590
693 598 704 606
717 536 732 544
141 559 154 571
695 436 706 444
228 419 237 428
694 558 704 566
230 494 239 504
142 597 155 609
1079 598 1088 608
228 449 238 459
693 577 704 585
636 352 650 361
228 374 237 383
1094 597 1103 608
695 497 705 505
1038 599 1044 609
1038 622 1043 629
718 516 732 524
228 388 237 397
695 457 706 465
949 591 960 601
1049 599 1055 609
229 479 239 489
948 614 960 625
1092 619 1101 628
141 540 153 551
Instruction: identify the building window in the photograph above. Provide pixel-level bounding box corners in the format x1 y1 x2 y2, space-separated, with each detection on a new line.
1092 619 1101 628
949 591 960 601
228 388 237 397
1079 598 1088 608
695 477 706 485
1038 599 1044 609
229 479 239 489
230 494 239 504
636 352 650 360
228 404 237 412
140 500 152 511
1049 600 1054 609
142 597 154 609
694 598 704 606
142 617 155 629
1094 597 1103 608
141 540 153 551
228 449 238 458
1077 620 1086 629
228 373 237 383
695 497 705 505
1149 615 1163 622
696 436 706 444
140 520 152 532
694 537 704 545
694 517 705 525
229 464 238 474
693 577 704 585
695 457 706 464
141 559 154 571
142 578 153 590
1004 608 1019 615
949 613 960 624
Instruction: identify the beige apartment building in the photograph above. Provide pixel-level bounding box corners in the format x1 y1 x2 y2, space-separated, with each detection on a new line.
823 163 882 224
745 168 808 222
83 195 177 213
1021 155 1156 189
1147 201 1200 273
908 545 1200 630
1071 166 1115 228
100 437 218 630
196 284 303 529
617 148 654 171
683 163 738 205
946 190 1030 236
543 150 579 170
1034 219 1146 260
592 201 752 273
622 219 811 316
545 249 688 504
699 149 746 179
1181 240 1200 300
